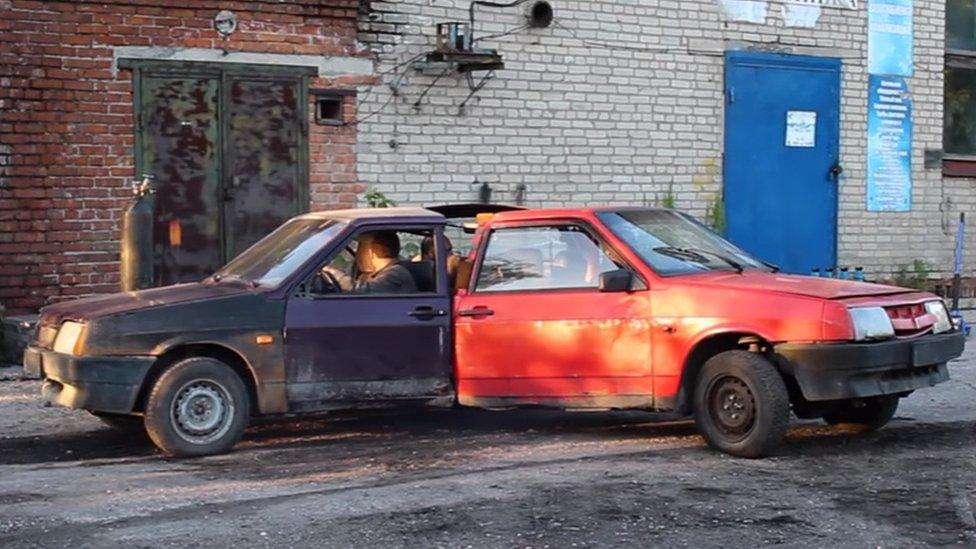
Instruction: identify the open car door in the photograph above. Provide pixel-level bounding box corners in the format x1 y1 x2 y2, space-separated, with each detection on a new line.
453 219 654 409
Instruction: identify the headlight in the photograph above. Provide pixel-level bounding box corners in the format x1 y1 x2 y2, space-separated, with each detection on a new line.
52 321 86 355
848 307 895 341
925 300 953 334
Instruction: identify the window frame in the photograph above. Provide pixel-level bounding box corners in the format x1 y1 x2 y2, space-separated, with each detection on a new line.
293 223 446 300
944 18 976 174
310 88 354 126
468 220 645 295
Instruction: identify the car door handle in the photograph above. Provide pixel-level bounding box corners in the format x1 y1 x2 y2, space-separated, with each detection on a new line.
458 306 494 318
409 306 447 320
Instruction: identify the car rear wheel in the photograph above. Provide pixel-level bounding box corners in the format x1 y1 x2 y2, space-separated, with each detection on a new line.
823 396 899 431
88 411 143 432
693 350 790 458
143 357 250 457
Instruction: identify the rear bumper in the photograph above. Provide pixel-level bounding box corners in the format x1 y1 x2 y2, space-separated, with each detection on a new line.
774 330 965 402
24 346 155 414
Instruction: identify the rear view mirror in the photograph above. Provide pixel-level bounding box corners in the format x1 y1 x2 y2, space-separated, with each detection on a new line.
599 269 633 292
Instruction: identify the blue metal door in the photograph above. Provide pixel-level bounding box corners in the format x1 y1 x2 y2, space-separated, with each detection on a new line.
724 52 841 274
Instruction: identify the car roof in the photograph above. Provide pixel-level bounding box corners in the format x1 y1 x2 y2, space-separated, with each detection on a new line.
296 206 444 223
294 205 670 224
492 206 670 222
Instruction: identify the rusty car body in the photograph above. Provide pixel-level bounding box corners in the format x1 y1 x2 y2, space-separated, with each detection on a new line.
25 206 966 458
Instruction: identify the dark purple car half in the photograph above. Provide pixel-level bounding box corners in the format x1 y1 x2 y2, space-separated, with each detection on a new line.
24 206 506 456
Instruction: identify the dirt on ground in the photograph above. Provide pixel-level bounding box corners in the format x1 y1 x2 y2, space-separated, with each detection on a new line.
1 330 975 548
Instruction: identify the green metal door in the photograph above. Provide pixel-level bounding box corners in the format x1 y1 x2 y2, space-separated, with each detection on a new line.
224 76 306 260
132 61 310 286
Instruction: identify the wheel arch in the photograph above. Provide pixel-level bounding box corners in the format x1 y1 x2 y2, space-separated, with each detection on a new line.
674 330 773 415
135 342 259 415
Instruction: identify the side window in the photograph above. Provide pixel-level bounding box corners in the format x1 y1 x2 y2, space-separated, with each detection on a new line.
304 228 439 296
475 225 623 292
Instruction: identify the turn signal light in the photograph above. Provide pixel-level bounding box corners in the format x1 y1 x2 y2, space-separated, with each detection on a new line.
475 213 495 225
255 335 274 345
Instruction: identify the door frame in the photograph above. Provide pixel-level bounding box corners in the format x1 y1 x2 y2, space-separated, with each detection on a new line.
455 218 654 409
722 50 841 272
282 221 454 411
125 59 313 265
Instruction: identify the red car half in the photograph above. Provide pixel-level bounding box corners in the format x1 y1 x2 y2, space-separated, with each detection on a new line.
25 206 965 458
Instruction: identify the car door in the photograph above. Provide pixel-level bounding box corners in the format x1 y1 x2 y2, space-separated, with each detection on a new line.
283 224 453 411
454 221 654 409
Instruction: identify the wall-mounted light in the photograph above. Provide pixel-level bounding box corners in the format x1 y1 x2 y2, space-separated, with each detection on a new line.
213 10 238 39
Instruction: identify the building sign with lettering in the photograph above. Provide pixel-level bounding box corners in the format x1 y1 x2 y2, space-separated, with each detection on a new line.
783 0 856 8
868 0 913 76
867 75 912 212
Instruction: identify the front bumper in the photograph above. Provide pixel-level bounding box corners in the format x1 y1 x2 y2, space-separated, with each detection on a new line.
23 346 155 414
775 330 966 402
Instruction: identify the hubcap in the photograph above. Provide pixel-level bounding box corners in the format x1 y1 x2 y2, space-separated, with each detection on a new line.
172 379 234 445
707 376 756 441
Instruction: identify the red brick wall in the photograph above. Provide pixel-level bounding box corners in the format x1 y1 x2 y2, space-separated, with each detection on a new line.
0 0 371 313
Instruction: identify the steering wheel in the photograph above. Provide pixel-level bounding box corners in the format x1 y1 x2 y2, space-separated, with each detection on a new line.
312 268 343 295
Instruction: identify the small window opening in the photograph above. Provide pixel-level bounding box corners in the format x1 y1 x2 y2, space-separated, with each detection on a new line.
315 96 343 125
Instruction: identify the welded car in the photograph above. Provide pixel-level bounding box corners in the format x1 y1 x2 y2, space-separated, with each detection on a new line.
25 206 965 457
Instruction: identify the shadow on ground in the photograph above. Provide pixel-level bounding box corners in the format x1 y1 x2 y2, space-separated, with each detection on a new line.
4 405 974 471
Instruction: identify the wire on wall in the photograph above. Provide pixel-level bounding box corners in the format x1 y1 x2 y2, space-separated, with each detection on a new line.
473 23 530 44
344 51 429 126
469 0 534 42
457 70 496 114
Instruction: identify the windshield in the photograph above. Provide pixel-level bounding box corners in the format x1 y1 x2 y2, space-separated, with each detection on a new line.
212 218 346 287
597 210 768 276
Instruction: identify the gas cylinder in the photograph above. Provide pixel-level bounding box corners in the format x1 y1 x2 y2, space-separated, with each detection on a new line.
120 175 155 292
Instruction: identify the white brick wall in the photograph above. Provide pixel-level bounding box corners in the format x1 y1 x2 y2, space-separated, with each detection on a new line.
356 0 972 278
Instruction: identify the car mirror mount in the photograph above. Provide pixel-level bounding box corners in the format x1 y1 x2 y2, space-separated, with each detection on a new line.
599 269 634 293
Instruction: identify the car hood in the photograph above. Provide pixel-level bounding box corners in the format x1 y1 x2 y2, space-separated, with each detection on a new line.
39 282 251 325
679 270 915 300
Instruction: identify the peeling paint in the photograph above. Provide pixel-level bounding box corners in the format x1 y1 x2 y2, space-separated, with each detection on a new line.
782 4 823 27
718 0 768 23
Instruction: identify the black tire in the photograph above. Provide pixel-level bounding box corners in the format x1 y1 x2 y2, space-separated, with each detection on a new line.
823 396 899 431
88 411 143 432
693 350 790 458
144 357 250 457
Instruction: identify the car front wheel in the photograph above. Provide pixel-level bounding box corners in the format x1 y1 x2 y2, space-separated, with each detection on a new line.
823 396 899 431
143 357 250 457
693 350 790 458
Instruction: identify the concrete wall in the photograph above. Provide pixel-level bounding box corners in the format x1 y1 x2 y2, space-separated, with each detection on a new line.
357 0 971 279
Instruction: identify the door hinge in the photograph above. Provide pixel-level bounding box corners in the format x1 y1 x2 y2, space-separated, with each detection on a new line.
726 87 735 105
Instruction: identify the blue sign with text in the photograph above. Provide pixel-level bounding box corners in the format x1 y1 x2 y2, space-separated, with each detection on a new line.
868 0 913 76
867 75 912 212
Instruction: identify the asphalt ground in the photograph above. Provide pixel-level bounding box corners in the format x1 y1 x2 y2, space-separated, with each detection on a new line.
1 319 975 548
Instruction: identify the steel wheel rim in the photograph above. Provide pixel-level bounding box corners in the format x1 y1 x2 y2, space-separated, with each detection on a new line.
171 379 234 445
706 375 756 442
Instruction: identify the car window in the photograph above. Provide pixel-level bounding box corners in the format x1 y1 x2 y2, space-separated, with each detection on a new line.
597 210 767 276
306 228 440 296
475 225 622 292
214 218 345 287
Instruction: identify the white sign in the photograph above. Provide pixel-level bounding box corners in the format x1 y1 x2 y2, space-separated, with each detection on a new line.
783 0 857 8
718 0 767 23
786 110 817 147
782 4 822 27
